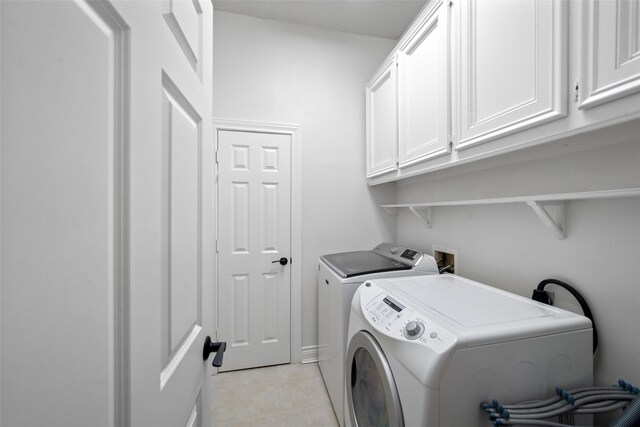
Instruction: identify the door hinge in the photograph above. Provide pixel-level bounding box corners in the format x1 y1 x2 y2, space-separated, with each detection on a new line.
215 150 219 163
215 239 219 253
573 81 580 103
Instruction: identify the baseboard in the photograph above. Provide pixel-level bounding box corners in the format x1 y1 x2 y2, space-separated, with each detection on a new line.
300 345 319 364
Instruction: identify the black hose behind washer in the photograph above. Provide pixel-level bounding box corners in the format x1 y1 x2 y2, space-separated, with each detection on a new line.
534 279 598 354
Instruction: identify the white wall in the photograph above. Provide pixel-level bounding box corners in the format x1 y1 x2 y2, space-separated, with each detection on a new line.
212 12 397 354
396 137 640 387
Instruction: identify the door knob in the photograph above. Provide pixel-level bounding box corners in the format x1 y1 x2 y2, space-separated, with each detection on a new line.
272 257 288 266
203 336 226 367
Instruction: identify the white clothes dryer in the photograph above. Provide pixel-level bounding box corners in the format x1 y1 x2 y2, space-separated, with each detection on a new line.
318 243 439 427
345 275 593 427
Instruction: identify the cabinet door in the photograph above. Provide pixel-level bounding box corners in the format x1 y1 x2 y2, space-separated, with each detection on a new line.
579 0 640 110
454 0 567 150
398 0 450 168
366 58 398 178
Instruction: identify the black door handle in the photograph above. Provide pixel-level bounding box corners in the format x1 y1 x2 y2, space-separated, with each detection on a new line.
272 257 288 266
203 336 226 367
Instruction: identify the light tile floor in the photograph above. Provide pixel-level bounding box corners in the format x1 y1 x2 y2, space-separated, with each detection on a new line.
211 363 340 427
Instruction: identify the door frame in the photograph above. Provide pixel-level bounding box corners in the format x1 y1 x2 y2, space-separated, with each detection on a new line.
212 118 302 365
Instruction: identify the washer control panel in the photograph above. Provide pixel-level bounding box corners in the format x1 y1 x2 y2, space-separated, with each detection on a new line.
372 243 425 266
361 283 454 351
399 249 419 261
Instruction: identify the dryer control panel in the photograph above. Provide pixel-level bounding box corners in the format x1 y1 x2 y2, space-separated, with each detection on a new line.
361 282 455 352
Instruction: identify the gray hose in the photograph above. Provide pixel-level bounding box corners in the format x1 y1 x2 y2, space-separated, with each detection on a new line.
610 398 640 427
483 381 639 426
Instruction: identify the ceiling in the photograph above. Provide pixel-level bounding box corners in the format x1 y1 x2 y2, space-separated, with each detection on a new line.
212 0 428 40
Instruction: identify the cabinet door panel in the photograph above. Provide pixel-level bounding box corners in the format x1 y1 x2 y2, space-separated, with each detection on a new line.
398 0 450 168
455 0 566 150
366 59 398 178
579 0 640 109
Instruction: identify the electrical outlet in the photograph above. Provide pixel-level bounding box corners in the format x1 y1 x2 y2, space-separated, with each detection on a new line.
433 245 457 274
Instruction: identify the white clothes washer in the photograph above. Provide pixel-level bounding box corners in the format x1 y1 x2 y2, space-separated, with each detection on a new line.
318 243 439 427
345 275 593 427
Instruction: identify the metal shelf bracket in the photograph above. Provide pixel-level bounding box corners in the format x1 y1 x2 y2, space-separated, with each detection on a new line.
526 201 565 239
409 206 432 228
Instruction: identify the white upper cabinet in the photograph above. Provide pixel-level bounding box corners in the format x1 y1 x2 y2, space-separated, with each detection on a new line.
365 0 640 185
579 0 640 110
366 57 398 178
454 0 567 151
397 0 450 168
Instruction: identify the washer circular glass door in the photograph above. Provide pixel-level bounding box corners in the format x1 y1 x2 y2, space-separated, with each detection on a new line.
346 330 404 427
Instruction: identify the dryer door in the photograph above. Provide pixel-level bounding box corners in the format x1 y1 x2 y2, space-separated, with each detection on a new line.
346 330 404 427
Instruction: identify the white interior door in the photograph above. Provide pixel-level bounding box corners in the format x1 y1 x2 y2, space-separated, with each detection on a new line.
216 126 292 372
1 1 215 426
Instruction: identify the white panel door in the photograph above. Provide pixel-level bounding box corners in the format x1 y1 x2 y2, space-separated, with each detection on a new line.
217 128 292 372
366 58 398 178
454 0 567 150
1 1 215 426
579 0 640 109
398 0 450 168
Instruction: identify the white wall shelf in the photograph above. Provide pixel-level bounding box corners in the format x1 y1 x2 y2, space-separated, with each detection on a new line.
381 187 640 239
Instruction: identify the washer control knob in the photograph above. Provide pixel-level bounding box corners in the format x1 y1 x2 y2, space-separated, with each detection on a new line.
404 321 424 340
390 246 398 254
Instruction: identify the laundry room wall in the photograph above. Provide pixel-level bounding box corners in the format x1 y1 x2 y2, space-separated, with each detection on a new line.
395 132 640 389
212 11 397 358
